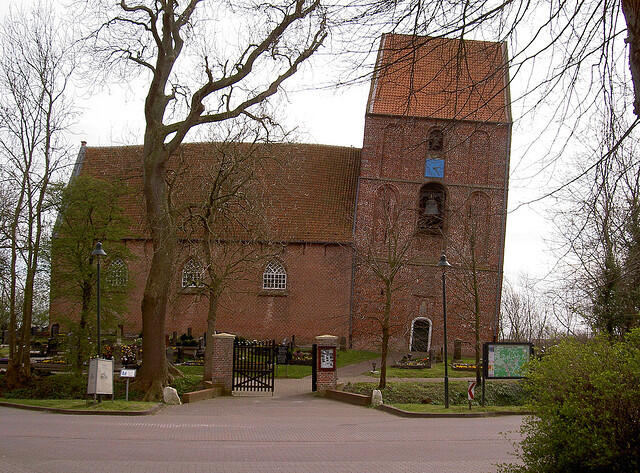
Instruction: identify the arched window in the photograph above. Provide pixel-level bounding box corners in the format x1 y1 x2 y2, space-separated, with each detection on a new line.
182 258 203 288
106 258 128 287
418 183 446 233
427 128 444 152
262 260 286 290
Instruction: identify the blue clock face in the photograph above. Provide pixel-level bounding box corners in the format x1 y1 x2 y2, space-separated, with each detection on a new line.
425 159 445 178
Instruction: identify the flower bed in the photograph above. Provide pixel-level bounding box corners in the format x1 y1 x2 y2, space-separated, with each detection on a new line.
393 354 430 369
451 362 481 371
392 363 429 369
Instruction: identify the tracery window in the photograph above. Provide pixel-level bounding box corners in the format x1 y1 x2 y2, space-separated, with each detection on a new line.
106 258 128 287
262 260 287 290
182 258 204 288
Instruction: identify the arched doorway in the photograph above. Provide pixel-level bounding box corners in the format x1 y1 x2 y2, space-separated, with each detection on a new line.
409 318 432 352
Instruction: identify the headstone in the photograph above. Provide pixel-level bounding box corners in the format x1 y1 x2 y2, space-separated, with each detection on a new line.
371 389 383 407
163 386 182 405
454 339 462 361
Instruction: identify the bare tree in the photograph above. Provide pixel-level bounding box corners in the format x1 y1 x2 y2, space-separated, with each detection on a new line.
171 122 278 381
84 0 327 399
553 113 640 338
0 5 75 386
354 185 422 389
499 277 551 343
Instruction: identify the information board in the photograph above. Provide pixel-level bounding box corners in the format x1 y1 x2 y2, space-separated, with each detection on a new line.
276 346 288 365
318 346 336 371
483 342 533 379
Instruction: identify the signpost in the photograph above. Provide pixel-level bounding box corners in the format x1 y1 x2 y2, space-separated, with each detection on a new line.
467 381 476 410
120 368 136 401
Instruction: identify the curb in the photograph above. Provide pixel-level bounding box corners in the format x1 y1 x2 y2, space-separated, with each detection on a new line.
0 401 164 416
377 404 533 418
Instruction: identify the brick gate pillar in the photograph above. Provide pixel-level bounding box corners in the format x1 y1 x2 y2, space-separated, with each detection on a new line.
211 333 235 395
315 335 338 392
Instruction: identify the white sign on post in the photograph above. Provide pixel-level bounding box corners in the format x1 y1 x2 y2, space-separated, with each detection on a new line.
120 369 136 401
120 369 136 378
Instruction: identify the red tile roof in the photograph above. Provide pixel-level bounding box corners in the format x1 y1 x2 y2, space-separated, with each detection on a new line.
77 142 361 243
368 34 510 123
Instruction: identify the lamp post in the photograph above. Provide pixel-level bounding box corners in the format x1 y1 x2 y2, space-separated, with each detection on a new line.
437 252 451 408
92 242 107 357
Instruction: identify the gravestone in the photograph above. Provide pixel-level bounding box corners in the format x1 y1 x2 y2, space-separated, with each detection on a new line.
454 339 462 361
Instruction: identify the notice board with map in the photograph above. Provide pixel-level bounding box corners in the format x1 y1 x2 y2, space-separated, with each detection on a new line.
483 342 533 379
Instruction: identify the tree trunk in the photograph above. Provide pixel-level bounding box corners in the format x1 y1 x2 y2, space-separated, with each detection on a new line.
203 294 219 381
136 139 176 401
378 286 392 390
75 281 92 372
622 0 640 117
5 173 27 388
471 241 482 386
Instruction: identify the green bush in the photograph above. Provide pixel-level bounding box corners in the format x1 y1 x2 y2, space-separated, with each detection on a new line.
498 329 640 473
1 373 87 399
0 370 201 401
343 379 526 406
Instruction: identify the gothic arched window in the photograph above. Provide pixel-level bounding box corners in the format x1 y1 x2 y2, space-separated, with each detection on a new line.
182 258 203 288
262 260 287 290
106 258 128 287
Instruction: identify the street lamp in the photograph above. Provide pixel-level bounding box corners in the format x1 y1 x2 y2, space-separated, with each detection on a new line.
92 242 107 358
437 252 451 408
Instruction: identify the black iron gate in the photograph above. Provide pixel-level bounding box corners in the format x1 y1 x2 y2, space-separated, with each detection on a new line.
232 339 276 393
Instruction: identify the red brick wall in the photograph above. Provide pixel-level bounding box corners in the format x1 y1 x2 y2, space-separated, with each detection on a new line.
52 240 353 346
352 114 509 355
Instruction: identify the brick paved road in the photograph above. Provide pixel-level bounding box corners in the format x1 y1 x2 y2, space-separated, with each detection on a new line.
0 380 523 473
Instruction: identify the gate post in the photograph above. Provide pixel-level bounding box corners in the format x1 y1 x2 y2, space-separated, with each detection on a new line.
315 335 338 393
211 333 235 395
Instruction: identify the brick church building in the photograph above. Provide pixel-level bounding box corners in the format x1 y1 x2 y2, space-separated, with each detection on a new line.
50 34 511 355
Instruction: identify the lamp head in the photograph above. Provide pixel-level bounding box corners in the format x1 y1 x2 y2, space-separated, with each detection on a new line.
92 242 107 258
437 252 451 269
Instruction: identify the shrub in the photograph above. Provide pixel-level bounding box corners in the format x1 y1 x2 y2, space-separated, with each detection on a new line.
498 329 640 473
1 373 87 399
343 380 526 406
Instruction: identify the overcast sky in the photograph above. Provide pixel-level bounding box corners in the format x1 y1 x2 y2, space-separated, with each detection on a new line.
0 1 562 284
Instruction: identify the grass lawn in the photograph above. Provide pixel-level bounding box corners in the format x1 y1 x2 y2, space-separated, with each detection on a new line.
176 350 379 379
390 403 530 414
177 364 204 376
0 398 158 411
336 350 379 368
367 357 479 378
